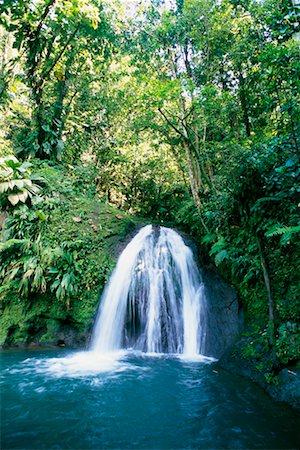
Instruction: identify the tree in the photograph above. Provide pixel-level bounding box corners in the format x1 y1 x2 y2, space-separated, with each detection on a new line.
0 0 114 160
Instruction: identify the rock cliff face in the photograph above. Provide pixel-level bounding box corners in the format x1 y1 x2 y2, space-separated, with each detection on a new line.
201 266 243 358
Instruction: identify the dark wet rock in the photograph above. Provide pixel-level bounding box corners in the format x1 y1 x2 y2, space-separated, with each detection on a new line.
201 266 243 358
218 340 300 412
273 368 300 410
1 324 90 350
42 324 90 349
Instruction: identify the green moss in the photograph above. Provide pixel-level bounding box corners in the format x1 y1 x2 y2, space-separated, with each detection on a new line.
39 319 62 343
0 297 25 345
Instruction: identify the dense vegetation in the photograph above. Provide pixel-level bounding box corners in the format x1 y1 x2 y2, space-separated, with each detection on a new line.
0 0 299 381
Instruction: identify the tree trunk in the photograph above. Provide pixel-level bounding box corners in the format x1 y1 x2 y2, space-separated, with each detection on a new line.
238 72 251 137
182 139 209 232
257 235 275 325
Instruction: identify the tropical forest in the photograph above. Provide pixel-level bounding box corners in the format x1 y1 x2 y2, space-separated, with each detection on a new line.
0 0 300 448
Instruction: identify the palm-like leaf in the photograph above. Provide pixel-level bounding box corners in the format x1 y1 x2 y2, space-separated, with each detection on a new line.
0 156 43 206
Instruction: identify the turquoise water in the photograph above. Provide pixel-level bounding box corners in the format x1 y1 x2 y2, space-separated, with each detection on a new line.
1 349 299 449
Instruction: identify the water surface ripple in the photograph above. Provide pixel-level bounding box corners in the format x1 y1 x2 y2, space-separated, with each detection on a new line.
1 350 299 449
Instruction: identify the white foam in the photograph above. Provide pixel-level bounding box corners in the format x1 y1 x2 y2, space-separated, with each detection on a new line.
7 351 135 379
35 351 129 378
178 353 217 363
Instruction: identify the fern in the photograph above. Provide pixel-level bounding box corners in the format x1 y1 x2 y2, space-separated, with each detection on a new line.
209 237 229 266
201 233 217 245
265 224 300 245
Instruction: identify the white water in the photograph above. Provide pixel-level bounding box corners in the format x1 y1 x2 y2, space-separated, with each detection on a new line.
91 225 207 357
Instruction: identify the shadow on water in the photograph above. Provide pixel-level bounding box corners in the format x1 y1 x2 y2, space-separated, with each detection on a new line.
1 349 299 450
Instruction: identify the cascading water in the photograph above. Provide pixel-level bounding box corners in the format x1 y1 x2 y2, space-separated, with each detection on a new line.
91 225 207 357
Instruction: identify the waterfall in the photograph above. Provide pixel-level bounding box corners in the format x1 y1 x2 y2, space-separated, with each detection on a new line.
91 225 207 356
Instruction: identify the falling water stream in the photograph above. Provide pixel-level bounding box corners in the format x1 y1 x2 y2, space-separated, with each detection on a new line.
1 226 299 449
91 225 206 356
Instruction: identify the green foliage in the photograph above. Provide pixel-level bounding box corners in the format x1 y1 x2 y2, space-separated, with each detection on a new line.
265 224 300 246
0 0 115 160
0 155 42 207
209 238 229 266
264 372 279 386
276 322 300 365
0 234 81 305
0 160 138 345
241 326 271 360
3 205 47 240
